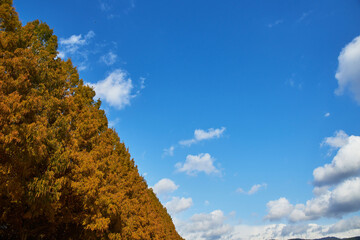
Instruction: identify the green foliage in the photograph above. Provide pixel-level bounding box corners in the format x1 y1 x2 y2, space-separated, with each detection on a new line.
0 1 183 239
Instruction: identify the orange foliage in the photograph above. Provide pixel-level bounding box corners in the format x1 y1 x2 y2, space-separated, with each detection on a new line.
0 1 183 239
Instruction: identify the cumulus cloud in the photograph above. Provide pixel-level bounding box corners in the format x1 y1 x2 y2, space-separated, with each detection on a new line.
335 35 360 104
322 130 349 149
175 153 220 176
175 210 233 240
100 51 117 65
327 216 360 234
165 197 193 214
315 131 360 186
265 198 294 221
151 178 178 196
281 223 320 237
237 183 267 195
265 177 360 222
175 213 360 239
179 127 226 146
88 69 135 109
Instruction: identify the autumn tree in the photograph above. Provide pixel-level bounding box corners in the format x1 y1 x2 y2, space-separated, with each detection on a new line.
0 1 183 239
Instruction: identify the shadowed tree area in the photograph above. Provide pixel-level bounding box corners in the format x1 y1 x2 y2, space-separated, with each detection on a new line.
0 0 183 239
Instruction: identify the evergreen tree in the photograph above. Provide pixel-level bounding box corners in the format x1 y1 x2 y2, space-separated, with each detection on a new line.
0 1 183 239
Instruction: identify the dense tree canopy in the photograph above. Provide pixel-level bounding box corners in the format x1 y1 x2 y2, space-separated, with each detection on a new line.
0 0 183 239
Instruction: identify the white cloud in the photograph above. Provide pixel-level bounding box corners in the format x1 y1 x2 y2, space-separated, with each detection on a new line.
163 146 175 157
179 127 226 146
175 210 233 240
322 130 349 148
265 198 294 221
88 69 134 109
264 131 360 224
175 213 360 240
58 31 95 71
175 153 220 176
265 177 360 222
59 30 95 56
335 35 360 104
57 51 65 59
165 197 193 215
151 178 178 196
100 51 117 65
327 216 360 234
237 183 267 195
108 117 120 128
248 183 267 194
315 131 360 186
324 112 330 117
280 223 320 237
329 177 360 215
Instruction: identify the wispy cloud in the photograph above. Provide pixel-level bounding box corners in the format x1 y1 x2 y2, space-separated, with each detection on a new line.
324 112 330 118
163 146 175 157
99 0 136 18
297 11 313 23
139 77 145 89
179 127 226 146
267 19 283 28
99 0 111 11
237 183 267 195
100 51 117 65
286 74 303 90
59 31 95 56
108 117 120 128
57 30 95 71
176 153 220 176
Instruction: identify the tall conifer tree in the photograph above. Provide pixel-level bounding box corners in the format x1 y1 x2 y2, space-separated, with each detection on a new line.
0 1 183 239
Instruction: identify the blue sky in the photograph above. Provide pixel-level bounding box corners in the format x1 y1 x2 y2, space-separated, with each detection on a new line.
15 0 360 239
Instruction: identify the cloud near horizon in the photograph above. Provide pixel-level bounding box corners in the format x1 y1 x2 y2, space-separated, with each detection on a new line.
174 210 360 239
173 210 360 240
265 131 360 223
